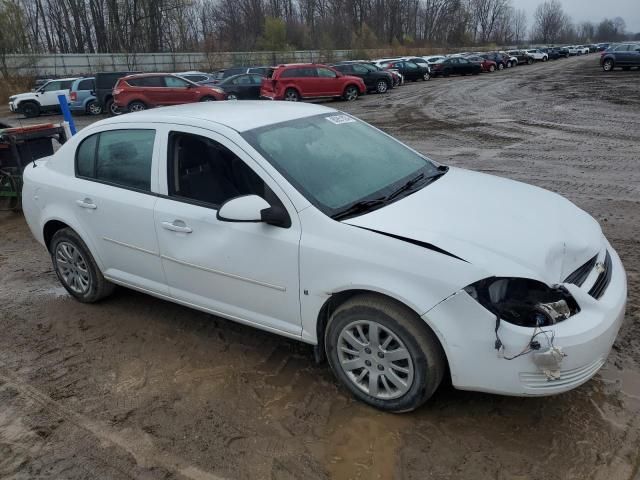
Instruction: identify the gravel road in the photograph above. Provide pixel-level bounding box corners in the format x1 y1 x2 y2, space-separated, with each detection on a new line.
1 54 639 479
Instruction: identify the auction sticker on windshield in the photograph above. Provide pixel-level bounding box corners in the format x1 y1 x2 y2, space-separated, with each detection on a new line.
326 114 356 125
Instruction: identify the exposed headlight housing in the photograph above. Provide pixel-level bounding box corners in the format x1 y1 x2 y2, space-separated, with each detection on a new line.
464 277 580 327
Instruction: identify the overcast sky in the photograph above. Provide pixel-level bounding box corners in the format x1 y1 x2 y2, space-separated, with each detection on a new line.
513 0 640 33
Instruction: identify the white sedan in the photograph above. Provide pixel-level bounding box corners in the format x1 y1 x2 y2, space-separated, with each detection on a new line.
22 102 627 412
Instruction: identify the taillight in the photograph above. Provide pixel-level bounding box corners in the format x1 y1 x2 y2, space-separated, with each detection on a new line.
70 92 77 101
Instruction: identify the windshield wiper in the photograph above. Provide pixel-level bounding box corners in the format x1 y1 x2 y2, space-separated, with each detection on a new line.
386 173 426 201
332 197 388 221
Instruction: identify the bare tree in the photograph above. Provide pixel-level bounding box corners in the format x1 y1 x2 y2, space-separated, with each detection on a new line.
531 0 567 44
512 8 526 44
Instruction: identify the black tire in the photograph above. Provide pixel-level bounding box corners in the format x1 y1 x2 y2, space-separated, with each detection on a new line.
50 228 115 303
443 69 451 77
325 294 446 412
375 79 389 94
106 97 120 116
527 58 534 65
343 85 359 101
542 56 548 62
21 101 40 118
128 101 146 112
86 100 103 116
200 95 216 102
284 88 300 102
603 59 614 72
422 72 431 81
498 63 504 70
489 64 496 72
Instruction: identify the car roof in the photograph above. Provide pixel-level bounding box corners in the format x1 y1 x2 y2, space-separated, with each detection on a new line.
92 101 336 133
46 77 79 82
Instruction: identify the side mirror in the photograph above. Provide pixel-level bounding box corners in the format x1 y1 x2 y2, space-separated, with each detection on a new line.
216 194 291 228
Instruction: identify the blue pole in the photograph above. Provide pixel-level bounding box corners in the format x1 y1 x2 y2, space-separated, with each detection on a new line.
58 94 77 136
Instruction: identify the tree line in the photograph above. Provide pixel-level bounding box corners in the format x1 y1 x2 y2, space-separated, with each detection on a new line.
0 0 637 56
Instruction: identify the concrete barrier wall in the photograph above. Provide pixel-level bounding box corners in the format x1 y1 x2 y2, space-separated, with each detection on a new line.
4 50 362 76
3 47 474 77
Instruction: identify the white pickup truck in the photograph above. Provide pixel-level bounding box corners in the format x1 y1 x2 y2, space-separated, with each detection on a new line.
525 49 549 62
8 78 78 118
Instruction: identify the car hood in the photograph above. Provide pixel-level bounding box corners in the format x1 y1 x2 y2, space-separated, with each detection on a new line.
344 167 603 284
10 92 37 101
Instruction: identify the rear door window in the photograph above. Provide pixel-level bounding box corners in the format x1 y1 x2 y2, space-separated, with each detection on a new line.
76 129 156 192
78 79 95 91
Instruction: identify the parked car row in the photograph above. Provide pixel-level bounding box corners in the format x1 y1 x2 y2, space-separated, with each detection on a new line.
7 42 635 118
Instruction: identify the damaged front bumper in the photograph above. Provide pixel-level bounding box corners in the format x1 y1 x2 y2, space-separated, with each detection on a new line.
423 243 627 396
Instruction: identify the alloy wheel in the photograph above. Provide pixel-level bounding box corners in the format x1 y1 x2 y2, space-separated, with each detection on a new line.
227 94 238 100
337 320 415 399
285 90 299 101
344 87 358 101
55 242 91 294
87 101 102 115
376 80 388 93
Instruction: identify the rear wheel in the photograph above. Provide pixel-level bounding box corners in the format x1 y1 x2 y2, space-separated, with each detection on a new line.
50 228 115 303
489 64 496 72
86 100 102 116
199 96 216 102
106 98 120 116
343 85 359 102
375 79 389 94
284 88 300 102
226 93 238 100
603 59 614 72
325 294 446 412
21 101 40 118
527 58 534 65
498 63 504 70
542 56 548 62
422 72 431 81
128 101 146 112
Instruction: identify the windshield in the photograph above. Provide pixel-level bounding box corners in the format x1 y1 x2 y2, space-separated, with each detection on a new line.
242 113 442 218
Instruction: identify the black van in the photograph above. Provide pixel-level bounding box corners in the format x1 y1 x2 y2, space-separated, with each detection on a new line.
94 71 139 115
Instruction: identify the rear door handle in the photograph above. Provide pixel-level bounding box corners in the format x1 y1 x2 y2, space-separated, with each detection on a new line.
76 198 97 209
161 221 193 234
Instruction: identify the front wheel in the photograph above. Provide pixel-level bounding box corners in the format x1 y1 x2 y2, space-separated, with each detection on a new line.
50 228 115 303
527 58 534 65
422 72 431 81
603 59 614 72
21 102 40 118
106 98 120 116
498 63 504 70
542 56 548 62
226 93 238 100
86 100 102 115
343 85 359 102
325 294 445 412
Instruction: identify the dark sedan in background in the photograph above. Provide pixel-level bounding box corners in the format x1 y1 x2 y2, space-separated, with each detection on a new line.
215 73 264 99
380 60 431 81
332 62 395 93
431 57 482 77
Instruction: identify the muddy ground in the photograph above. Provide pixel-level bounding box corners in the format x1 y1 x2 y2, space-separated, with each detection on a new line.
1 55 639 479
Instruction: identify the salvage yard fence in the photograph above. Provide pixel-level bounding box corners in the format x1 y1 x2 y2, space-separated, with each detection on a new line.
2 47 477 77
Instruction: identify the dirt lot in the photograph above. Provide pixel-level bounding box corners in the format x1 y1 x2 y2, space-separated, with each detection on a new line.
1 55 639 479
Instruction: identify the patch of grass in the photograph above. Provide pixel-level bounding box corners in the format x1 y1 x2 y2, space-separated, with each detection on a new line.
0 75 33 104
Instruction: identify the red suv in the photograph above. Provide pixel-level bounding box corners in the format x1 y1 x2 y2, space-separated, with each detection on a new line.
260 64 366 102
113 73 226 112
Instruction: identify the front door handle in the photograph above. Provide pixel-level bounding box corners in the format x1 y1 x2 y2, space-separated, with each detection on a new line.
161 220 193 234
76 198 97 209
